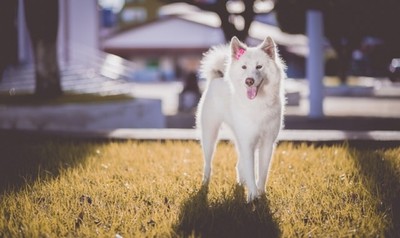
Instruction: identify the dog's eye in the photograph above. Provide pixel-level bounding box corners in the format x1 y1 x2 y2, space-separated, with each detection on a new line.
242 65 247 69
256 65 262 70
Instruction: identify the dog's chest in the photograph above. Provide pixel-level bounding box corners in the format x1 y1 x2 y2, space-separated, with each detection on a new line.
229 97 281 127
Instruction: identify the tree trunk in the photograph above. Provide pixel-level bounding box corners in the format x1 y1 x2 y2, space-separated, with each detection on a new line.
32 39 62 97
0 0 18 81
24 0 62 98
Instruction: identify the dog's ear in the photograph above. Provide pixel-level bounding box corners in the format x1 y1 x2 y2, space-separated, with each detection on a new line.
260 36 276 60
230 36 246 60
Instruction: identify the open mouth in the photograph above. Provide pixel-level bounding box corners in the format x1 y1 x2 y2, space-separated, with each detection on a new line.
247 85 259 100
246 78 264 100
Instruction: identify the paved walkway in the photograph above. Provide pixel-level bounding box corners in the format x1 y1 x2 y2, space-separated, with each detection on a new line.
2 128 399 149
145 78 400 131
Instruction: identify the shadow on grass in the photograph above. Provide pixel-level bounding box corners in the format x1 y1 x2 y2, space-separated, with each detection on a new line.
174 185 280 238
0 130 96 194
351 148 400 236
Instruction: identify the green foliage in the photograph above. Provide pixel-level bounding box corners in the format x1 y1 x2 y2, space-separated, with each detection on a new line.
0 136 399 237
275 0 400 40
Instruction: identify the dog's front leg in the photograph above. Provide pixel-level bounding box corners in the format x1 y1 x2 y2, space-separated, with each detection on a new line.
236 140 258 202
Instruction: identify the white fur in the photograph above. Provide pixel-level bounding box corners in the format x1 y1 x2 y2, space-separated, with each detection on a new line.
196 36 286 202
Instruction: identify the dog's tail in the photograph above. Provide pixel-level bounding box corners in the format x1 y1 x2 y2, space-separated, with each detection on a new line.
199 45 228 80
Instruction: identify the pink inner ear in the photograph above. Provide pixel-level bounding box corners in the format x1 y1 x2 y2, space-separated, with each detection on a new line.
235 48 246 60
264 44 275 59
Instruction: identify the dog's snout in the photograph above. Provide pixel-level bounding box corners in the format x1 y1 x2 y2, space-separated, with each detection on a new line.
245 78 254 86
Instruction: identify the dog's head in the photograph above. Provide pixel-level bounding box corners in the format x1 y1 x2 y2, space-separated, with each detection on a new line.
228 36 281 100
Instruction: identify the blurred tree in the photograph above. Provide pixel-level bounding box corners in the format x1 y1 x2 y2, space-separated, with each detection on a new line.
0 0 18 81
275 0 400 84
24 0 62 98
161 0 260 41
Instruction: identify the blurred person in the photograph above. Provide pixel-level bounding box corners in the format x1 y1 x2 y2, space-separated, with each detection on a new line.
179 71 201 112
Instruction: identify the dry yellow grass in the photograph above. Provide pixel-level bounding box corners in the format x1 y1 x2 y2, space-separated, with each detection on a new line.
0 135 399 237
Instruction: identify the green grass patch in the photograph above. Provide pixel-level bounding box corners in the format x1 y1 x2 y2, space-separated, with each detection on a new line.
0 135 399 237
0 93 134 106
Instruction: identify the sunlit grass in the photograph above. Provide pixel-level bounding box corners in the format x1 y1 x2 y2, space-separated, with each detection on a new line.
0 137 399 237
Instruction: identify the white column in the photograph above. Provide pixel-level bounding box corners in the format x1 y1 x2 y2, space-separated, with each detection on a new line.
58 0 69 64
67 0 99 57
306 10 324 118
17 0 32 64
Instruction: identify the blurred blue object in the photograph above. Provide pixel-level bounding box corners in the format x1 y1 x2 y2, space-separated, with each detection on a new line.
101 8 116 28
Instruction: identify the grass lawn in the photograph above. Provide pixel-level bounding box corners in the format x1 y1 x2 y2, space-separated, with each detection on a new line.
0 134 399 237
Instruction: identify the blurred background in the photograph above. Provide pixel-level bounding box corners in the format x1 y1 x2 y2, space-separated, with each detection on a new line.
0 0 399 131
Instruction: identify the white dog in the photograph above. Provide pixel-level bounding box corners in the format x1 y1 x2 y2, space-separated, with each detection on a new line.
196 36 286 202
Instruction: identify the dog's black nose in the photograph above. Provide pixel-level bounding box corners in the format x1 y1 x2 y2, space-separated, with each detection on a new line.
245 78 254 86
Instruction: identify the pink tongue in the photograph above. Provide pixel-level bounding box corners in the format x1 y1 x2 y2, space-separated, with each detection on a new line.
247 86 258 100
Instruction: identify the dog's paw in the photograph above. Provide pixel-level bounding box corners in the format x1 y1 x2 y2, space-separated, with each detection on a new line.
201 177 210 187
257 188 266 197
247 190 261 203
